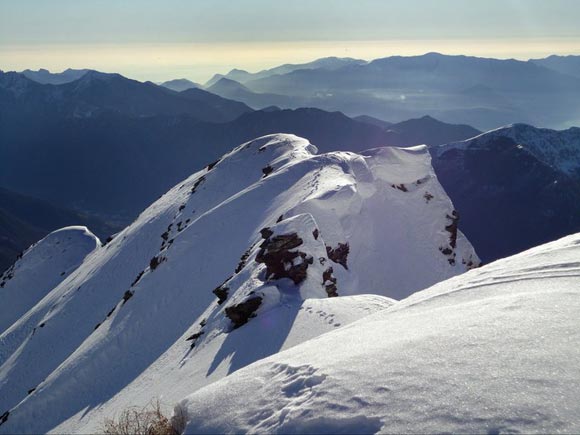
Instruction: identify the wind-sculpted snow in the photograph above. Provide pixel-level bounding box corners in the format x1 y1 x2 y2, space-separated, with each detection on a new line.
180 233 580 434
0 134 477 434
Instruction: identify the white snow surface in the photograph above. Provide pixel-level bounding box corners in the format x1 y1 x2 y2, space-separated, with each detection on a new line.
0 226 99 338
0 134 477 434
180 232 580 434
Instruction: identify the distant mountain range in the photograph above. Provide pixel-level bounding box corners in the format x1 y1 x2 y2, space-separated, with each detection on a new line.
197 53 580 130
160 78 202 92
0 70 252 122
19 54 580 130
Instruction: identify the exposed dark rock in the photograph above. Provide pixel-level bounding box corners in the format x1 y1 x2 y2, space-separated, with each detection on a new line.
276 215 284 223
445 210 460 248
213 282 229 305
60 271 66 276
106 305 116 318
206 159 220 171
186 330 204 348
122 290 134 304
424 192 434 203
440 247 453 256
102 235 114 246
0 410 9 425
93 323 101 330
191 176 206 194
235 243 256 273
256 232 312 285
149 255 163 270
260 227 273 239
262 165 274 177
39 322 45 328
319 257 326 265
179 204 186 212
326 242 350 270
27 387 36 395
322 267 338 297
225 296 263 329
392 183 408 192
313 228 319 240
131 270 145 287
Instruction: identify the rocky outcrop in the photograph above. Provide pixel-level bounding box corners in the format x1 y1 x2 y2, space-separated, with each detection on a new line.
326 243 349 270
255 230 313 285
225 297 263 329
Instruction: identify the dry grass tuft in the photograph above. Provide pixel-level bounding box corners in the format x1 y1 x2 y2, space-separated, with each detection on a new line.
102 399 186 435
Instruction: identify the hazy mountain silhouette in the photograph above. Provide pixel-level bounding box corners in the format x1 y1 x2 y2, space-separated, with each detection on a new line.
21 68 90 85
215 53 580 130
160 78 201 92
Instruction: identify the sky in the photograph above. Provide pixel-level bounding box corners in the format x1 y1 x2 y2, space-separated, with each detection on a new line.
1 0 580 83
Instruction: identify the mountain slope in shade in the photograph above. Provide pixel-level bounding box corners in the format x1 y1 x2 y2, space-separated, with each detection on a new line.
353 114 393 129
387 115 481 147
180 232 580 434
431 127 580 262
0 134 478 433
160 78 201 92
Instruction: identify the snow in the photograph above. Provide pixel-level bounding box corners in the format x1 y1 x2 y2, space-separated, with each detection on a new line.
0 226 99 338
180 232 580 434
0 134 477 434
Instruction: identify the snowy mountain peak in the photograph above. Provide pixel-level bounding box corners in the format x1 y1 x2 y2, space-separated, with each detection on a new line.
0 134 478 433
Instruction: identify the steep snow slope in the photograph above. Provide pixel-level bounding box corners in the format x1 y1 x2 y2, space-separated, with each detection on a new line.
0 134 477 433
0 227 99 335
180 232 580 434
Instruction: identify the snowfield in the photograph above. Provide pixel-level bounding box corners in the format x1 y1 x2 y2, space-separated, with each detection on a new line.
2 133 479 433
180 232 580 434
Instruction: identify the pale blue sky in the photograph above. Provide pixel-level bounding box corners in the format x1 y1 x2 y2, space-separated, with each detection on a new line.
1 0 579 82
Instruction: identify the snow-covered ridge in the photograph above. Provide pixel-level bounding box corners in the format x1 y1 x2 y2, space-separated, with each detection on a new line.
0 226 99 337
180 232 580 434
434 123 580 178
0 134 478 433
